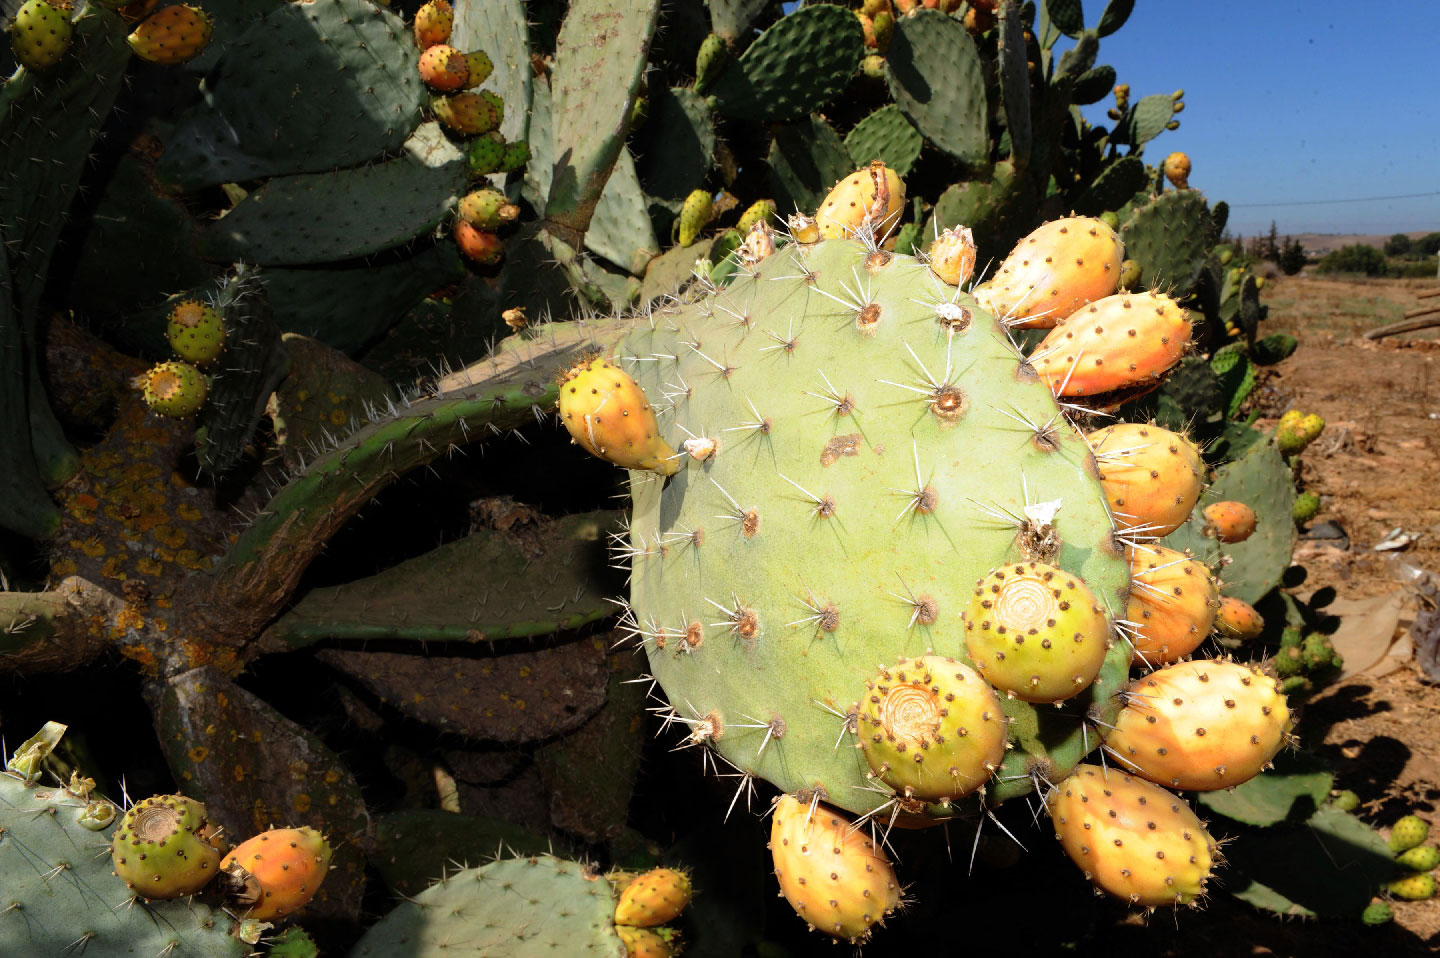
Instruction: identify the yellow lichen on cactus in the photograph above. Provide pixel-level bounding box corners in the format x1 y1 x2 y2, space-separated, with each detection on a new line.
558 358 679 476
815 161 905 243
973 216 1123 328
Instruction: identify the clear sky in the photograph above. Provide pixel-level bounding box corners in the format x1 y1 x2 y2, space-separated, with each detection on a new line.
1073 0 1440 238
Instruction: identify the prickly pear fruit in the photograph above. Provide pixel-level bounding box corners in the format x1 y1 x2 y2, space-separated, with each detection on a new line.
769 794 900 942
1389 815 1430 854
141 360 207 418
737 219 776 269
453 219 503 265
614 868 692 927
1293 490 1321 523
787 212 820 244
1125 543 1220 664
220 826 333 920
1303 631 1341 671
973 216 1123 329
418 44 468 92
1397 844 1440 872
457 188 519 230
263 927 319 958
959 563 1112 703
465 132 506 176
412 0 452 48
1088 422 1204 536
111 794 227 899
558 357 680 476
499 139 530 173
677 189 712 248
815 162 905 243
872 9 894 49
1363 900 1394 924
1277 412 1325 455
1118 257 1142 289
1329 789 1361 812
1163 152 1191 190
736 198 776 234
166 299 225 366
1032 291 1192 402
1388 872 1437 901
855 655 1006 801
462 48 493 87
1047 764 1216 905
617 926 673 958
1214 596 1264 641
1107 660 1292 791
10 0 72 70
1203 500 1257 543
861 52 886 79
856 11 876 48
432 92 500 135
927 226 977 287
127 4 213 65
694 32 726 95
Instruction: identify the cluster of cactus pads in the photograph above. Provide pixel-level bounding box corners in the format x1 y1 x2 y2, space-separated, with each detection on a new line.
547 162 1302 942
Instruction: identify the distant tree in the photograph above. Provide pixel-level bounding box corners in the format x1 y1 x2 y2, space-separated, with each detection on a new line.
1420 232 1440 255
1316 244 1387 276
1385 233 1413 256
1279 237 1306 275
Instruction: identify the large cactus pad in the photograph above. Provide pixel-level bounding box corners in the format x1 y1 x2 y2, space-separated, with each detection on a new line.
622 237 1131 819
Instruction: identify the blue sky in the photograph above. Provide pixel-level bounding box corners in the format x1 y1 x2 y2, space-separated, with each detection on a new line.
1074 0 1440 238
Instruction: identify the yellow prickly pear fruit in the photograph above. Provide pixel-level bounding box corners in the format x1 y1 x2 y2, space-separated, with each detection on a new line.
1214 596 1264 641
1388 872 1437 901
769 794 900 942
855 655 1006 801
558 357 679 476
457 188 519 230
1087 422 1205 536
141 361 207 418
677 189 713 248
735 198 776 234
1203 500 1257 543
787 212 820 244
1396 844 1440 872
412 0 452 48
959 562 1112 703
613 868 692 927
616 926 673 957
927 226 977 287
111 795 227 899
11 0 72 70
1163 151 1192 190
973 216 1123 329
1031 291 1192 401
815 161 905 243
1390 815 1431 854
166 299 225 366
1047 765 1216 905
1105 660 1293 791
126 3 213 65
1124 543 1219 664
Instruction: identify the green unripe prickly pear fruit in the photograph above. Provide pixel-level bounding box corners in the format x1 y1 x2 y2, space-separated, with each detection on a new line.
1387 872 1437 901
677 189 713 248
1099 211 1120 231
166 299 225 366
1279 625 1304 650
1362 901 1393 925
1218 247 1234 265
709 228 743 269
735 198 776 234
111 795 228 898
1274 645 1305 678
463 49 493 88
141 361 208 418
1254 275 1266 290
1390 815 1431 854
465 133 507 176
1302 632 1339 671
694 33 726 95
1396 844 1440 873
1329 789 1360 812
1293 490 1321 523
1276 411 1324 455
861 53 886 79
11 0 73 71
629 94 649 133
458 188 520 230
1118 257 1142 289
499 140 530 173
432 92 500 136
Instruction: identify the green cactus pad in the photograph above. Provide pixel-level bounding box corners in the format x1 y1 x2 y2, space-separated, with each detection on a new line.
450 0 532 152
1114 92 1176 149
373 810 556 895
843 105 923 178
1209 342 1256 419
767 114 853 215
1120 188 1212 298
709 0 770 42
886 10 987 165
266 334 393 471
709 4 864 123
158 0 424 189
927 161 1032 261
1046 0 1085 37
349 855 627 957
1196 749 1333 826
623 237 1130 818
1072 64 1118 105
996 1 1031 165
636 86 715 205
0 757 247 957
1069 156 1147 216
1096 0 1136 36
587 147 661 275
200 124 467 266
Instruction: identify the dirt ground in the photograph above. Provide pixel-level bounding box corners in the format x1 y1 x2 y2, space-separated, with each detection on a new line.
1254 272 1440 949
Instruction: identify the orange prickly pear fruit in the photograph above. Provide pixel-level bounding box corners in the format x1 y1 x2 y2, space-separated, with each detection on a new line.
1214 596 1264 641
453 220 503 264
815 161 905 244
927 226 977 287
1203 500 1257 543
1031 291 1192 402
769 794 900 942
219 826 333 920
126 4 213 64
1087 422 1205 537
412 0 452 48
1125 543 1220 665
973 216 1123 329
418 44 468 91
1105 659 1293 790
1047 765 1217 905
558 357 679 476
1163 151 1192 189
613 867 692 926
